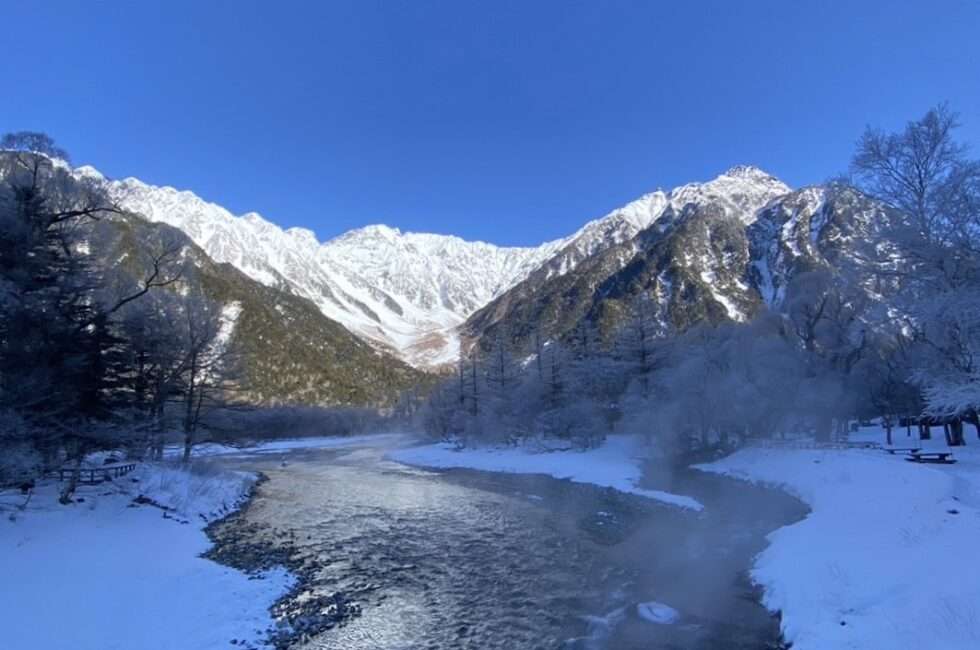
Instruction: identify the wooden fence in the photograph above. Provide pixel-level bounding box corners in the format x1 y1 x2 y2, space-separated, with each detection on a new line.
56 463 138 485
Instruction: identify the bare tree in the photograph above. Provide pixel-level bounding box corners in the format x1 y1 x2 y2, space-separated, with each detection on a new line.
173 292 241 462
1 131 71 163
851 104 980 288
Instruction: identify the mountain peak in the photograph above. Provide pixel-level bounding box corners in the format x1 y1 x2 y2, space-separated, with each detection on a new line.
721 164 779 182
286 226 319 246
359 223 402 238
73 165 106 182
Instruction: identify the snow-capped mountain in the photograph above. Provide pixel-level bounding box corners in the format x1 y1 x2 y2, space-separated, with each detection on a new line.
532 165 791 281
79 166 564 367
462 166 792 349
68 162 795 368
463 174 910 357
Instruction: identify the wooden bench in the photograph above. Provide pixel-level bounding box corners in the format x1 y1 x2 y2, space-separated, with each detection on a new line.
884 447 921 455
56 463 138 485
905 451 956 464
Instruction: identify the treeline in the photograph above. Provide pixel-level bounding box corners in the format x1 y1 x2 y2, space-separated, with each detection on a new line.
210 406 387 442
415 105 980 454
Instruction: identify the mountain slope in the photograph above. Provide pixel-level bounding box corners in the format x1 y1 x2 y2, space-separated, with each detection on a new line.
531 165 790 282
95 214 428 406
464 181 907 354
462 167 791 349
1 151 427 406
747 184 908 308
83 167 563 368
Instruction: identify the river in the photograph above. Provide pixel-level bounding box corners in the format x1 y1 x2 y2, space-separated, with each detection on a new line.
206 439 805 649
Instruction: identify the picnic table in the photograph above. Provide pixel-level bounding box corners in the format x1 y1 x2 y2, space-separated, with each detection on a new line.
905 451 956 464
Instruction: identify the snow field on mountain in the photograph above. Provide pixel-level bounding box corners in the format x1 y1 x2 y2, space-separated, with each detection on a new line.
0 463 292 650
698 428 980 650
388 434 704 510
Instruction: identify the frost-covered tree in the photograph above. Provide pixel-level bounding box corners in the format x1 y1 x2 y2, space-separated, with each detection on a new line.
784 269 868 439
852 104 980 278
913 291 980 443
855 331 922 444
1 131 71 163
166 291 241 461
852 106 980 442
0 147 126 494
480 331 521 443
614 294 667 398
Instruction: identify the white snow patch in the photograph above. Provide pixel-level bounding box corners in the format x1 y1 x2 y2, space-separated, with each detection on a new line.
170 433 409 459
215 301 242 347
637 601 680 625
389 435 703 510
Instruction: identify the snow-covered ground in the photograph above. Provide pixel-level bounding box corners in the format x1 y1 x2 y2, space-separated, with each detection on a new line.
699 425 980 650
166 432 408 459
0 463 292 650
389 434 704 511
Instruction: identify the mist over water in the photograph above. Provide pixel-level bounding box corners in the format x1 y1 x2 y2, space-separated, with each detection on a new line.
208 442 805 649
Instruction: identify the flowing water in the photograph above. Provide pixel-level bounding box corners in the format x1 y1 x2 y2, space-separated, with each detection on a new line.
208 440 805 649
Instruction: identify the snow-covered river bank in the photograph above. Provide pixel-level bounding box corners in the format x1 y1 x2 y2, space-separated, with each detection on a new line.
0 463 292 650
10 430 972 650
701 428 980 650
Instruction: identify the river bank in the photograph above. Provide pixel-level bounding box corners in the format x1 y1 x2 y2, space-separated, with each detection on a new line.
699 428 980 650
0 462 291 650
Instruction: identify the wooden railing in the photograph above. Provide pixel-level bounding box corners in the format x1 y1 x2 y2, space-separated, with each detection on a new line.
56 463 138 485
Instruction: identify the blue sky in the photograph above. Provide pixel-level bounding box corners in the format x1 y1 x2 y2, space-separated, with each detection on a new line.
3 1 977 246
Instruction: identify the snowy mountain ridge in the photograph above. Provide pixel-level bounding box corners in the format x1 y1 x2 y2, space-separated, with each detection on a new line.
83 168 565 367
531 165 791 282
66 161 791 367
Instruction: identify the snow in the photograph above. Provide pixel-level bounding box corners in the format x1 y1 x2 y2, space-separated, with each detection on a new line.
699 266 745 321
697 427 980 650
171 433 408 458
636 601 680 625
0 463 291 650
214 301 242 348
389 435 703 511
